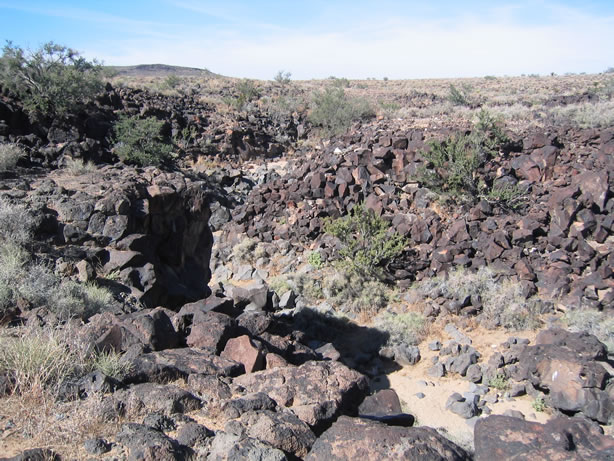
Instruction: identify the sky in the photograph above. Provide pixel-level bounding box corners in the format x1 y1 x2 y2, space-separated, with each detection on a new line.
1 1 613 80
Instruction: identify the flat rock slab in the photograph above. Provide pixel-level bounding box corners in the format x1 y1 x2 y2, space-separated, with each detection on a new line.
127 348 244 383
233 360 368 431
474 415 614 461
305 416 470 461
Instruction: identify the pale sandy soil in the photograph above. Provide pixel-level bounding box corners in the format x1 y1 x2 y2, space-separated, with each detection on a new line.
378 327 551 451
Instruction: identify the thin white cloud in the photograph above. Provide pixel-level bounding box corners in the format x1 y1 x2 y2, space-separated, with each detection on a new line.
0 2 180 41
53 1 614 79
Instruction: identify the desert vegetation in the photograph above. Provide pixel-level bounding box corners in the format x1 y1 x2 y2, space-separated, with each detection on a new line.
0 40 612 459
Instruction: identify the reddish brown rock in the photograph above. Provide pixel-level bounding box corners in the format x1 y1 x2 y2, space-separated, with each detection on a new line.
221 335 265 373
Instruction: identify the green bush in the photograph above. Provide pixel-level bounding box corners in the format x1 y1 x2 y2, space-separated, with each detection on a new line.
447 83 473 106
0 143 24 171
418 134 482 198
418 110 510 202
532 396 547 412
309 87 374 136
488 373 509 391
113 115 173 166
323 203 406 279
0 41 104 118
307 251 323 269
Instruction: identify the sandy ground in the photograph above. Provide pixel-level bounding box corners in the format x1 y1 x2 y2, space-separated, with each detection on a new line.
373 327 551 451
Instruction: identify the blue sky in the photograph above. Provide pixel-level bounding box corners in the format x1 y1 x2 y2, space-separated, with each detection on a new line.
1 1 613 79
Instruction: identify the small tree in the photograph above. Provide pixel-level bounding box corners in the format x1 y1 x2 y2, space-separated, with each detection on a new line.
0 41 104 118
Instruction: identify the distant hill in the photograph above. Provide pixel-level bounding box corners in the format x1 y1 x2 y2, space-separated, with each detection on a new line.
106 64 220 78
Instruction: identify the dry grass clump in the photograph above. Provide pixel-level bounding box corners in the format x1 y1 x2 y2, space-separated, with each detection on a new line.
63 157 97 175
374 310 428 346
0 197 36 246
0 324 132 457
0 143 24 171
416 266 545 330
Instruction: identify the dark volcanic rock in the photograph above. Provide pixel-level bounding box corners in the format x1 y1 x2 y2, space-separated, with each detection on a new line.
474 415 614 461
225 409 317 458
115 422 183 461
305 416 470 461
514 329 612 423
232 360 369 431
127 348 243 384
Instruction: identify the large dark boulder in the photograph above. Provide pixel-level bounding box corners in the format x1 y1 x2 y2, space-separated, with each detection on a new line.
305 416 470 461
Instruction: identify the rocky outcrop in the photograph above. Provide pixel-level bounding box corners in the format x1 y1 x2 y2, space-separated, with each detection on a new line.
514 329 613 424
233 360 369 432
22 166 215 309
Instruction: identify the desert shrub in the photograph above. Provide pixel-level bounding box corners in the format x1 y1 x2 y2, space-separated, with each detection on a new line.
473 109 510 155
486 182 527 210
268 276 291 296
532 396 547 412
63 157 96 174
0 242 27 312
418 134 482 199
0 249 113 320
90 350 132 380
274 70 292 85
322 270 392 315
329 77 351 88
416 266 544 330
231 237 258 263
0 41 104 118
418 111 510 202
0 327 83 394
0 197 36 246
375 311 427 346
224 79 261 111
163 74 181 89
309 87 374 136
564 308 614 353
113 115 173 166
488 373 509 391
47 280 113 320
0 143 24 171
323 203 406 280
447 83 473 106
292 273 323 300
307 251 323 269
